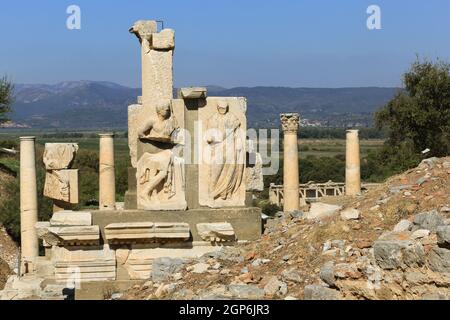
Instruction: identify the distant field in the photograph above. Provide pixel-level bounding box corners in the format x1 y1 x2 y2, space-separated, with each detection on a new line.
0 130 384 160
298 139 384 158
0 129 129 156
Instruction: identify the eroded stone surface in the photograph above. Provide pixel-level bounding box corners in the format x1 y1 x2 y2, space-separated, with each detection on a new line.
199 98 247 208
50 211 92 226
36 222 99 246
43 169 78 204
51 245 115 282
104 222 190 243
43 143 78 170
306 202 342 220
196 223 236 242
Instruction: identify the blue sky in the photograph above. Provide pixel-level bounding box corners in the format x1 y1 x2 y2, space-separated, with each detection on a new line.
1 0 449 88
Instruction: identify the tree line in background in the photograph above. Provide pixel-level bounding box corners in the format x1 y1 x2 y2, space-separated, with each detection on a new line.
1 58 449 240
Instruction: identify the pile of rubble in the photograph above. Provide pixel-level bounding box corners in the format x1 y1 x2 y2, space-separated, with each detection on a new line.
121 157 450 300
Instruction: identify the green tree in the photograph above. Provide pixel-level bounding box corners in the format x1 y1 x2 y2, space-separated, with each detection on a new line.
375 58 450 157
0 77 13 124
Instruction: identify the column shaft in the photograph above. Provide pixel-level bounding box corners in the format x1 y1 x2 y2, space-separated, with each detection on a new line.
20 136 39 274
345 130 361 195
99 134 116 210
283 133 300 211
280 113 300 212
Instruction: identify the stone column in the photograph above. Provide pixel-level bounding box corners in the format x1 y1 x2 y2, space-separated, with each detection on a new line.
345 129 361 196
19 136 39 274
99 133 116 210
280 113 300 212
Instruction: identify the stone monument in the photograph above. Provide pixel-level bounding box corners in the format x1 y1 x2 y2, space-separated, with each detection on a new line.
17 20 262 296
43 143 79 212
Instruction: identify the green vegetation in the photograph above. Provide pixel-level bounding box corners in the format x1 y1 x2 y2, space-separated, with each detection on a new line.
0 76 13 124
375 58 450 160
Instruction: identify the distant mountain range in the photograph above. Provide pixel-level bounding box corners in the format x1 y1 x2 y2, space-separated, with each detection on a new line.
8 81 399 129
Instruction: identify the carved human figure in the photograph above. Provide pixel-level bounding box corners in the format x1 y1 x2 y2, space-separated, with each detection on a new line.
205 100 245 201
138 100 178 143
136 100 185 209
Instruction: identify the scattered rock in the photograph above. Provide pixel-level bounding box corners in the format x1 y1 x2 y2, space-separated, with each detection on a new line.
319 261 335 287
427 246 450 273
393 220 412 232
436 226 450 246
111 292 123 300
191 263 209 274
413 210 445 232
411 229 430 240
306 203 342 220
289 211 303 219
281 268 302 283
303 285 341 300
373 239 425 270
152 258 184 283
228 285 265 299
263 276 287 296
340 208 360 220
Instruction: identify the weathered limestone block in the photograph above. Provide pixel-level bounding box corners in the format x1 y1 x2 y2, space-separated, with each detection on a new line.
306 202 342 220
152 29 175 50
104 222 190 244
303 284 342 300
43 143 78 170
136 150 187 211
246 151 264 192
128 104 143 168
43 169 78 203
196 223 236 242
129 20 174 112
52 245 115 282
178 87 207 99
412 210 445 232
436 226 450 246
36 222 99 246
50 211 92 226
199 98 247 208
121 247 217 280
428 246 450 273
373 239 425 270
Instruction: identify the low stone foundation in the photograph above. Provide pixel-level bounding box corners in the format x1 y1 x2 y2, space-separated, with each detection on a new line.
92 207 262 242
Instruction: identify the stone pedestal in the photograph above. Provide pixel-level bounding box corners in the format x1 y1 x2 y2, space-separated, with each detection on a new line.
345 129 361 196
280 113 300 212
19 136 39 274
99 133 116 210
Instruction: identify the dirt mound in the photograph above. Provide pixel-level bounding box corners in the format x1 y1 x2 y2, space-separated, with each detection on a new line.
0 258 11 290
0 171 19 284
122 157 450 300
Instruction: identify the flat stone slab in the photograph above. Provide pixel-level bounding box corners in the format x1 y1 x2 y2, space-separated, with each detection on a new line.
52 245 116 282
92 207 261 242
36 222 99 246
104 222 190 243
196 222 236 242
50 211 92 226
